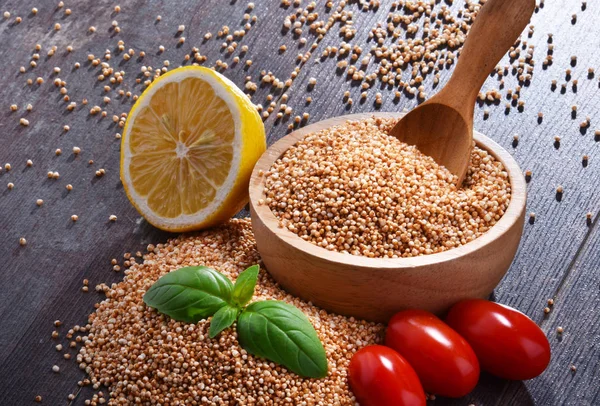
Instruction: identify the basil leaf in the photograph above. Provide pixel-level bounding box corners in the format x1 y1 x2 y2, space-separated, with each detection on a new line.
237 300 328 378
143 266 233 323
209 305 239 338
231 265 260 307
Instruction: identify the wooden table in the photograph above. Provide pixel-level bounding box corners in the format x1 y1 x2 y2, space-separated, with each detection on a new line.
1 0 598 404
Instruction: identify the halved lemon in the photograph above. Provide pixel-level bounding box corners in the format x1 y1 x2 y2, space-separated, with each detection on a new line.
120 66 266 232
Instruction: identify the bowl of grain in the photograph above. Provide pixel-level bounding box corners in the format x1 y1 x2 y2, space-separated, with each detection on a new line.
249 112 526 323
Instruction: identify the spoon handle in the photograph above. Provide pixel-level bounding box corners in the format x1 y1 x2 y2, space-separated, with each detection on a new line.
441 0 536 110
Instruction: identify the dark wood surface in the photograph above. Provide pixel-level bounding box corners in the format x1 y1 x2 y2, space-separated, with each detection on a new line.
0 0 598 404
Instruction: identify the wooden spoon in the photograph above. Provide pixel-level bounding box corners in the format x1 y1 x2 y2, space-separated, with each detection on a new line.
391 0 536 185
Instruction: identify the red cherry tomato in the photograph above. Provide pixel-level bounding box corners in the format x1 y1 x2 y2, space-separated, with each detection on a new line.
445 299 551 380
349 345 426 406
385 309 480 398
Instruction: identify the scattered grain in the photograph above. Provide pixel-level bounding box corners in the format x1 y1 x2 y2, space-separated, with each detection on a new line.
69 219 384 404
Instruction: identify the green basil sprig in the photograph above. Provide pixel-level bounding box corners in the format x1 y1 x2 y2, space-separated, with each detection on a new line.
231 264 259 307
208 305 239 338
143 265 328 379
238 301 328 378
142 266 233 323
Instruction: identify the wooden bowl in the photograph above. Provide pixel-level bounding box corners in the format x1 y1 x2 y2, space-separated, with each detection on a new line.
249 112 526 322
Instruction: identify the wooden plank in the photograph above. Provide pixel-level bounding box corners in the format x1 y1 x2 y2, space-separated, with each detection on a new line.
492 214 600 406
0 0 598 404
0 0 343 403
260 1 600 404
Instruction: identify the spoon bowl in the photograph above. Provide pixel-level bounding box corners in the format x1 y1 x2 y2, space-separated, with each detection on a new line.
391 103 472 182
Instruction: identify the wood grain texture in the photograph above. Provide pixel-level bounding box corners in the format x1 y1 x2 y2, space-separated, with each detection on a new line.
260 0 600 404
0 0 343 403
250 112 527 322
0 0 598 404
480 215 600 406
507 216 600 406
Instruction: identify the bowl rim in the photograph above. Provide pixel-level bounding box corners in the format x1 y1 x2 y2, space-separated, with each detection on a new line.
249 112 526 269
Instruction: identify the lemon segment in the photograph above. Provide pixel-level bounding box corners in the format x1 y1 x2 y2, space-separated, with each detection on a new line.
121 66 265 232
